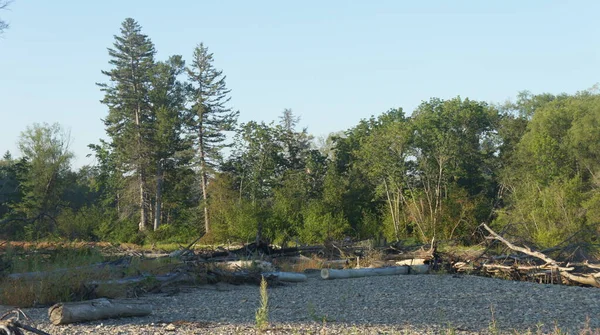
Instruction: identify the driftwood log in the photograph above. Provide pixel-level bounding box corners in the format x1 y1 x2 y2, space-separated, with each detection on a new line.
48 298 152 325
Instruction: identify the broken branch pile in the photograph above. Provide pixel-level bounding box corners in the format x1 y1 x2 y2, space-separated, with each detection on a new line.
453 224 600 287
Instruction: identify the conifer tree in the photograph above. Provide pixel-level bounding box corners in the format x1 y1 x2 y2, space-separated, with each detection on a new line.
186 43 238 234
98 18 156 231
150 55 189 230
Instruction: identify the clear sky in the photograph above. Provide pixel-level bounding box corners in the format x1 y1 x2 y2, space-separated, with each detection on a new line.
1 1 598 168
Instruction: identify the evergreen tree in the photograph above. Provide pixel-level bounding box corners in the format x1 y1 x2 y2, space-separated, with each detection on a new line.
149 55 190 230
98 18 156 231
186 43 239 235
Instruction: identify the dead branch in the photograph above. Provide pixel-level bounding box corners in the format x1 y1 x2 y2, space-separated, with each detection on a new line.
0 308 50 335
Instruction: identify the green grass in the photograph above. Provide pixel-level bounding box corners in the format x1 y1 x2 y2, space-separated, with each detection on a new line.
0 243 183 307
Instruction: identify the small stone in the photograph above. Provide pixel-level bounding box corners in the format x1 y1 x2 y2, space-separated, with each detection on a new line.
165 323 176 331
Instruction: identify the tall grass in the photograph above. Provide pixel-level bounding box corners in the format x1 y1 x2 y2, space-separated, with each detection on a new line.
0 244 180 307
255 276 269 332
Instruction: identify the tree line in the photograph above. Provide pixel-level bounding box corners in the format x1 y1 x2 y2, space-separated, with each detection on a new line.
1 18 599 249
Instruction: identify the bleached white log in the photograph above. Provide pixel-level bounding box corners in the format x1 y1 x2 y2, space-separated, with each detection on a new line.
396 258 427 266
321 266 410 280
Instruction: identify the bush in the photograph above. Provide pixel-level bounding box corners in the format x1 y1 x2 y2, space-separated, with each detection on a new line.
56 206 104 241
299 202 350 244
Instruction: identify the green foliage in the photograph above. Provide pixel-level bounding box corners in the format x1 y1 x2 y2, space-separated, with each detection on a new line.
496 92 600 247
299 201 350 244
10 123 74 239
55 206 104 241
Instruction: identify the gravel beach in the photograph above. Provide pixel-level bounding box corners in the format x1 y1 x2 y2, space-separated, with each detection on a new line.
4 274 600 334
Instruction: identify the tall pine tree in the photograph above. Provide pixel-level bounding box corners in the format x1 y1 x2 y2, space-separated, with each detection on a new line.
98 18 156 231
186 43 238 235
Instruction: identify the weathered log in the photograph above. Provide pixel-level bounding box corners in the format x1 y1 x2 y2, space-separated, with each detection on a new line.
453 261 475 272
567 261 600 270
483 263 575 272
321 266 410 280
48 298 152 325
560 271 600 287
262 272 307 282
6 258 130 281
88 272 193 286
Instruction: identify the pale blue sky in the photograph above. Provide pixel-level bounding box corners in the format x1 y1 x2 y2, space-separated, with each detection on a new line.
1 1 598 168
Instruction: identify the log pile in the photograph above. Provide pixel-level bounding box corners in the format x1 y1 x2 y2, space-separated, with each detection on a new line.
452 224 600 288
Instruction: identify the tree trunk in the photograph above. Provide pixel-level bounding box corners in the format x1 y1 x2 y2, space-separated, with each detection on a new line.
139 167 147 231
200 169 209 234
198 121 210 235
135 104 147 231
154 161 163 231
256 221 263 246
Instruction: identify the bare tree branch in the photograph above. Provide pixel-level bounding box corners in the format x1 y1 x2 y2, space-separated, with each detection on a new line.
0 0 12 35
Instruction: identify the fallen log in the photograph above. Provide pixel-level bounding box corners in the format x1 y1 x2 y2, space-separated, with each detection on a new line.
262 271 307 282
48 298 152 325
396 258 427 266
6 258 130 281
383 251 434 261
321 266 410 280
567 261 600 270
88 271 193 286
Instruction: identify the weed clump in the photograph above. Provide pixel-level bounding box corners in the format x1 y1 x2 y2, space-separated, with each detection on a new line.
255 276 269 332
